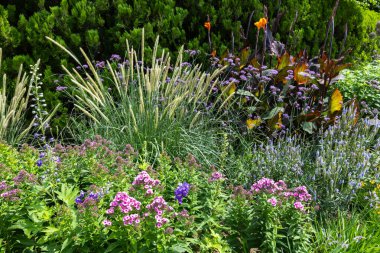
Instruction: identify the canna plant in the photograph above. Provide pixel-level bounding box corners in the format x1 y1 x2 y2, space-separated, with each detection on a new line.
207 1 356 135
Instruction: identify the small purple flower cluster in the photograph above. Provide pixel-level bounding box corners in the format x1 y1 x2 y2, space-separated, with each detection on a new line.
132 171 160 195
174 182 190 204
95 61 105 68
209 171 225 182
56 86 67 91
0 188 21 201
184 49 200 56
110 54 121 62
75 189 103 214
75 190 99 204
0 181 21 201
13 170 35 185
146 196 173 228
0 181 8 191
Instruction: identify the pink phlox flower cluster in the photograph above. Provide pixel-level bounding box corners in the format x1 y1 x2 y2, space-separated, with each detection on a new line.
146 196 172 228
123 213 141 225
251 178 287 194
267 197 278 206
208 171 225 182
280 186 311 202
132 171 160 195
292 186 312 202
106 192 141 216
294 201 305 211
102 219 112 226
250 178 311 212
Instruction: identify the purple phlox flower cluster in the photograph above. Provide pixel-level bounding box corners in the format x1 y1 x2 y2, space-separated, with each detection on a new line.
146 196 173 228
132 171 160 195
209 171 225 182
291 186 312 202
123 213 141 225
110 54 121 61
250 178 287 194
251 178 311 211
174 182 190 204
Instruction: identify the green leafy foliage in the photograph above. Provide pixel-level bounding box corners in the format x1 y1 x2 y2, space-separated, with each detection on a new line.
335 60 380 112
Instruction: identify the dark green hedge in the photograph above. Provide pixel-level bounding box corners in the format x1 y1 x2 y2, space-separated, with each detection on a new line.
1 0 378 74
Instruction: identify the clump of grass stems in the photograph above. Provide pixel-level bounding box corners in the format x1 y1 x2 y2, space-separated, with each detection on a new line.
47 33 229 164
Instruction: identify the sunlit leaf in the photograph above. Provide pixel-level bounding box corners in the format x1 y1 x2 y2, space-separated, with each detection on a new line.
228 83 237 96
246 118 262 130
250 58 261 68
277 52 290 70
329 89 343 115
294 63 309 84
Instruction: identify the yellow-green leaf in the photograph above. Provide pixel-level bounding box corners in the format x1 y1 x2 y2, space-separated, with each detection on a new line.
329 89 343 115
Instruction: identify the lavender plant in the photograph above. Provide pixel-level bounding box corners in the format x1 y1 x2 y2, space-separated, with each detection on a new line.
310 107 380 209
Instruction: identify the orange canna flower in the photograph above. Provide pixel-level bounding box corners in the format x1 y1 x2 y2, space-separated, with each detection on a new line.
254 18 267 30
204 21 211 31
211 50 216 57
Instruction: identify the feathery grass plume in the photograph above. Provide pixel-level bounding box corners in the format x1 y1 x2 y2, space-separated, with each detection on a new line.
0 48 34 145
47 31 226 163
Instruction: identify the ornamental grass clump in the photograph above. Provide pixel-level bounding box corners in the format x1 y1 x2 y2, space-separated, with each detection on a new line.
47 32 225 163
0 48 35 145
